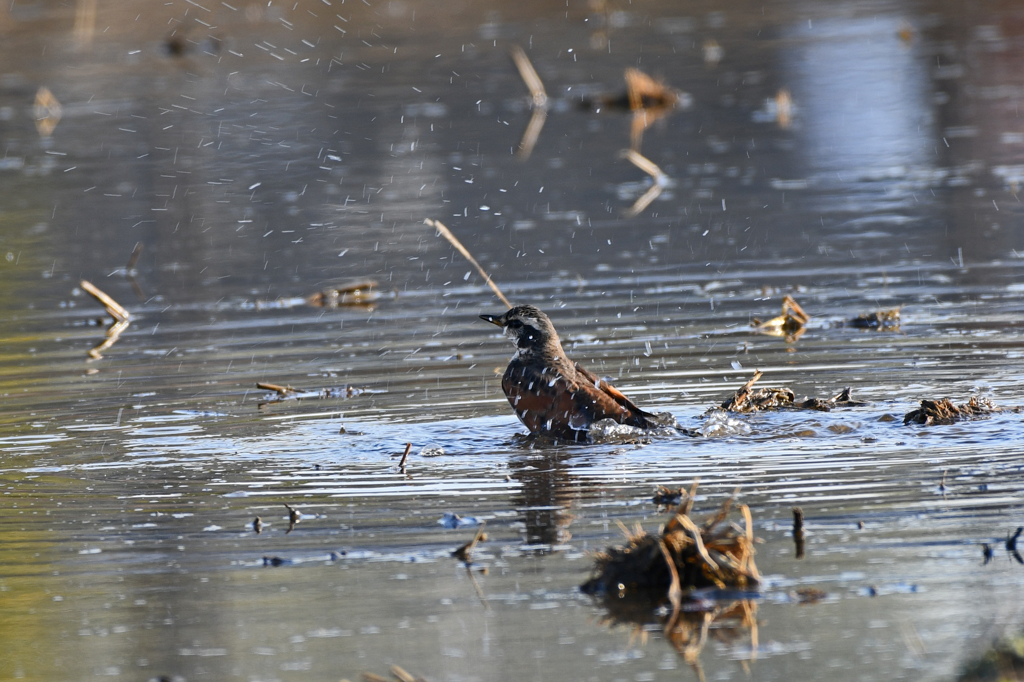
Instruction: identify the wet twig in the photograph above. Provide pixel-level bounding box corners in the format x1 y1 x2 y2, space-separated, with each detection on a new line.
257 382 296 396
394 442 412 470
80 279 131 360
255 382 364 408
510 45 548 159
81 279 130 322
284 503 300 534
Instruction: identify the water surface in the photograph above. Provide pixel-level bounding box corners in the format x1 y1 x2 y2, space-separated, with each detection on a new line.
2 0 1024 680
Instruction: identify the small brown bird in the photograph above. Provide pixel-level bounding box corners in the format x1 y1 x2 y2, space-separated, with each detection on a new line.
480 305 656 441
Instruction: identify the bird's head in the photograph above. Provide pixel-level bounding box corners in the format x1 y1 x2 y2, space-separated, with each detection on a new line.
480 304 561 355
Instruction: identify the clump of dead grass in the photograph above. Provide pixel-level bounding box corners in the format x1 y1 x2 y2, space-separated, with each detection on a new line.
582 481 760 596
904 396 999 426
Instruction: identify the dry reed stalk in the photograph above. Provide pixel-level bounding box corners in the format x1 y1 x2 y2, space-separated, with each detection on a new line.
397 442 411 468
622 150 670 217
424 219 511 308
81 280 130 322
511 45 547 108
256 382 296 396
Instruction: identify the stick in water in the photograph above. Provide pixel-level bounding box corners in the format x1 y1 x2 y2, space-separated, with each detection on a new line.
80 280 130 322
510 45 547 108
424 219 512 308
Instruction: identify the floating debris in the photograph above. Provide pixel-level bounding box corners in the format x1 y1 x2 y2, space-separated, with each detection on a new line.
438 512 482 529
718 370 863 414
790 587 827 603
452 523 487 563
719 370 793 413
903 396 999 425
751 295 809 342
80 279 131 360
843 307 901 330
306 279 379 307
579 68 689 152
284 503 300 534
652 485 686 508
623 149 671 217
255 382 364 408
796 387 866 411
34 86 62 137
254 279 381 309
451 523 491 609
510 45 548 159
625 68 685 152
982 543 994 565
582 481 760 596
81 279 130 323
262 555 291 567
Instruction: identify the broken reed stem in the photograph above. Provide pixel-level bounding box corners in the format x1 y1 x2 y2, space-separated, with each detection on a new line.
510 45 547 108
256 382 295 396
676 514 719 570
425 218 512 308
398 442 411 468
80 279 130 322
624 149 668 184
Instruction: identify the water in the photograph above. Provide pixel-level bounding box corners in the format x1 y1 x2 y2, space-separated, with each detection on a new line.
3 0 1024 680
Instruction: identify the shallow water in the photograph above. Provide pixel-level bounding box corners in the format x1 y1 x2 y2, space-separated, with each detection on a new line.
3 0 1024 680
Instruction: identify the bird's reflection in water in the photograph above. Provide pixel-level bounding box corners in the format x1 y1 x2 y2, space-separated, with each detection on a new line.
507 451 577 549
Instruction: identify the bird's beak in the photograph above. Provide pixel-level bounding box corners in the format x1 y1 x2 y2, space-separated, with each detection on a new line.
479 313 504 327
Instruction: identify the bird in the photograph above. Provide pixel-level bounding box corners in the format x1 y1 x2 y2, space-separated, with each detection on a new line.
480 304 656 441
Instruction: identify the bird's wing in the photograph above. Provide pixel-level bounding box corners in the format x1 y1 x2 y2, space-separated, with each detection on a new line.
502 361 578 435
573 362 656 423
